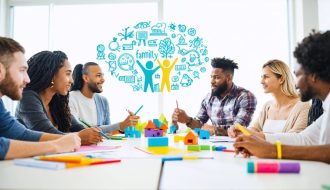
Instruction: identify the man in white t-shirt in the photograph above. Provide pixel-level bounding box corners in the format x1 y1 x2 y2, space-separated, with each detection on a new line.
69 62 138 133
234 30 330 163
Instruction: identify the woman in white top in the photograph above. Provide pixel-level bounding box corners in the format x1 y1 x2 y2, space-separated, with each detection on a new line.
228 59 310 137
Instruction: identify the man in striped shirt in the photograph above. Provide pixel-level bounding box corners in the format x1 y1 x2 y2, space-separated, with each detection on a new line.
172 57 257 136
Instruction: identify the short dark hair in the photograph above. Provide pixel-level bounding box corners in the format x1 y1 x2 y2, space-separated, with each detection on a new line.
211 57 238 74
0 37 25 68
294 30 330 82
71 62 99 91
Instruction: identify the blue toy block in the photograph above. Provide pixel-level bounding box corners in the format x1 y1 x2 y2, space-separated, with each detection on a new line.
153 119 162 128
214 146 227 151
134 130 141 138
124 127 135 138
148 137 168 147
199 130 210 139
194 128 201 135
169 125 177 134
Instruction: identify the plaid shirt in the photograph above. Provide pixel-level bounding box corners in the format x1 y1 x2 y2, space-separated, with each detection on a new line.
195 83 257 135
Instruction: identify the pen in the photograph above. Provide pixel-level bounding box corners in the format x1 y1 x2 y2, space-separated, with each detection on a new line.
78 118 110 139
134 105 143 115
176 99 179 109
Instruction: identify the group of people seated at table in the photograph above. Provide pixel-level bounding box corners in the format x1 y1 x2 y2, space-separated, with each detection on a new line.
0 30 329 163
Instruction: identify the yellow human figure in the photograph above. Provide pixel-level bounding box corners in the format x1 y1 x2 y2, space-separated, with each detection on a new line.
157 58 178 92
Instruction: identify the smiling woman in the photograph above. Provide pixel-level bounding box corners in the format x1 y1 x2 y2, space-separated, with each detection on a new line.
14 50 103 145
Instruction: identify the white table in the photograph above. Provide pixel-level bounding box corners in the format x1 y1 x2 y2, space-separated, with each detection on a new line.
160 146 330 190
1 136 330 190
0 158 162 190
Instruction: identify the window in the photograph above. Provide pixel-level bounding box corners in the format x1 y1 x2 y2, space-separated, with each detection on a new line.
9 0 290 125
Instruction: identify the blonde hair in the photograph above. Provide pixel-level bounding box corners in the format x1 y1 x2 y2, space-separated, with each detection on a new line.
263 59 299 98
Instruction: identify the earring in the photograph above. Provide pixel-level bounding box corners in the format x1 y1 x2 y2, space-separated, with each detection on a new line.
50 81 54 88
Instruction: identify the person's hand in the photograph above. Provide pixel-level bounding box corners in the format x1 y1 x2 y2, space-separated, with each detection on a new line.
120 110 140 130
233 135 277 158
78 127 102 145
201 124 215 136
52 134 81 153
227 126 242 138
172 108 189 124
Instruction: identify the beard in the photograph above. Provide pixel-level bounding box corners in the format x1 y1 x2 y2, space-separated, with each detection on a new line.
88 81 102 93
0 72 22 100
300 84 315 102
211 81 228 97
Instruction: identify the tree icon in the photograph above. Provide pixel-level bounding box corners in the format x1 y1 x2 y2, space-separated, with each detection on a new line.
158 38 175 58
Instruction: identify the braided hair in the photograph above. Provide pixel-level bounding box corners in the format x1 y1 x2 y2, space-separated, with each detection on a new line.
71 62 98 91
25 50 72 132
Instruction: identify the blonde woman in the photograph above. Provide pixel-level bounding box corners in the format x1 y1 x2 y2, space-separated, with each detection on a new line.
228 59 310 137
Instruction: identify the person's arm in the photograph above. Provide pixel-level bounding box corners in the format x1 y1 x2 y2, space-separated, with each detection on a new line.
3 134 81 160
233 91 257 127
103 97 110 125
39 133 63 141
15 91 64 134
233 135 330 164
264 115 322 145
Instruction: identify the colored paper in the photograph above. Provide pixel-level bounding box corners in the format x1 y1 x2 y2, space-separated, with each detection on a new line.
77 145 121 152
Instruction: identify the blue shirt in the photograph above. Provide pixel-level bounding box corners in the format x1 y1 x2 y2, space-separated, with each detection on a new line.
0 98 42 160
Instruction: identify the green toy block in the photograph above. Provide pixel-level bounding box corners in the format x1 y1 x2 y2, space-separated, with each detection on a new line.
212 145 216 151
187 145 201 151
200 145 211 150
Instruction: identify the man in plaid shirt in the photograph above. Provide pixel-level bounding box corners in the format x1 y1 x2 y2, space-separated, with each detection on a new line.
172 57 257 136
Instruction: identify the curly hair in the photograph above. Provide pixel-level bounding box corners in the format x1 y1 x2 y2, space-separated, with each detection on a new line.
211 57 238 75
71 62 98 91
25 50 72 132
294 30 330 82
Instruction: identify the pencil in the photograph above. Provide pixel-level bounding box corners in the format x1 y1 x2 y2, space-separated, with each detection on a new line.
235 123 250 136
78 118 110 139
134 105 143 115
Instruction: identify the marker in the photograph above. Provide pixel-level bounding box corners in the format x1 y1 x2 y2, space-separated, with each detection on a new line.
247 161 300 173
134 105 144 115
235 123 250 136
78 118 110 139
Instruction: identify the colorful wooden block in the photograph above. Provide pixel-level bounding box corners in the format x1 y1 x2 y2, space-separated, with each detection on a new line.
124 127 135 138
200 145 211 150
184 131 198 145
134 130 141 138
194 128 201 135
145 128 163 137
174 135 183 143
145 120 156 129
169 125 177 134
187 145 201 151
148 137 168 147
199 130 210 139
153 119 162 128
214 146 227 151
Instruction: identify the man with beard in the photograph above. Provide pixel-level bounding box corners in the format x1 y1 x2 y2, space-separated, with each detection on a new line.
0 36 80 160
69 62 139 133
234 30 330 163
172 57 257 136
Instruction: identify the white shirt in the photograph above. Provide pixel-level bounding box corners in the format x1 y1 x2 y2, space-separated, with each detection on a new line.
265 92 330 145
69 91 98 126
263 119 286 133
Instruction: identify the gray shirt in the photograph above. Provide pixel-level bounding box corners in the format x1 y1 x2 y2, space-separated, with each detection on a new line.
15 90 84 134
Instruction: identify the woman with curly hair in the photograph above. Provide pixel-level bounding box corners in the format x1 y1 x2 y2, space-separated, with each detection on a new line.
15 50 102 145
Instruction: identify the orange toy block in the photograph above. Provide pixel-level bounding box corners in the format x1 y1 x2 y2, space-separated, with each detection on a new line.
184 131 198 145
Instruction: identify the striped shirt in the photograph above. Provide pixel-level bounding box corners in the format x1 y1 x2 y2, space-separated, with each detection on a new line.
195 83 257 135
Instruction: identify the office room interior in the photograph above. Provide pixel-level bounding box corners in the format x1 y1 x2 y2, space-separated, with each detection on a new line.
0 0 330 189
